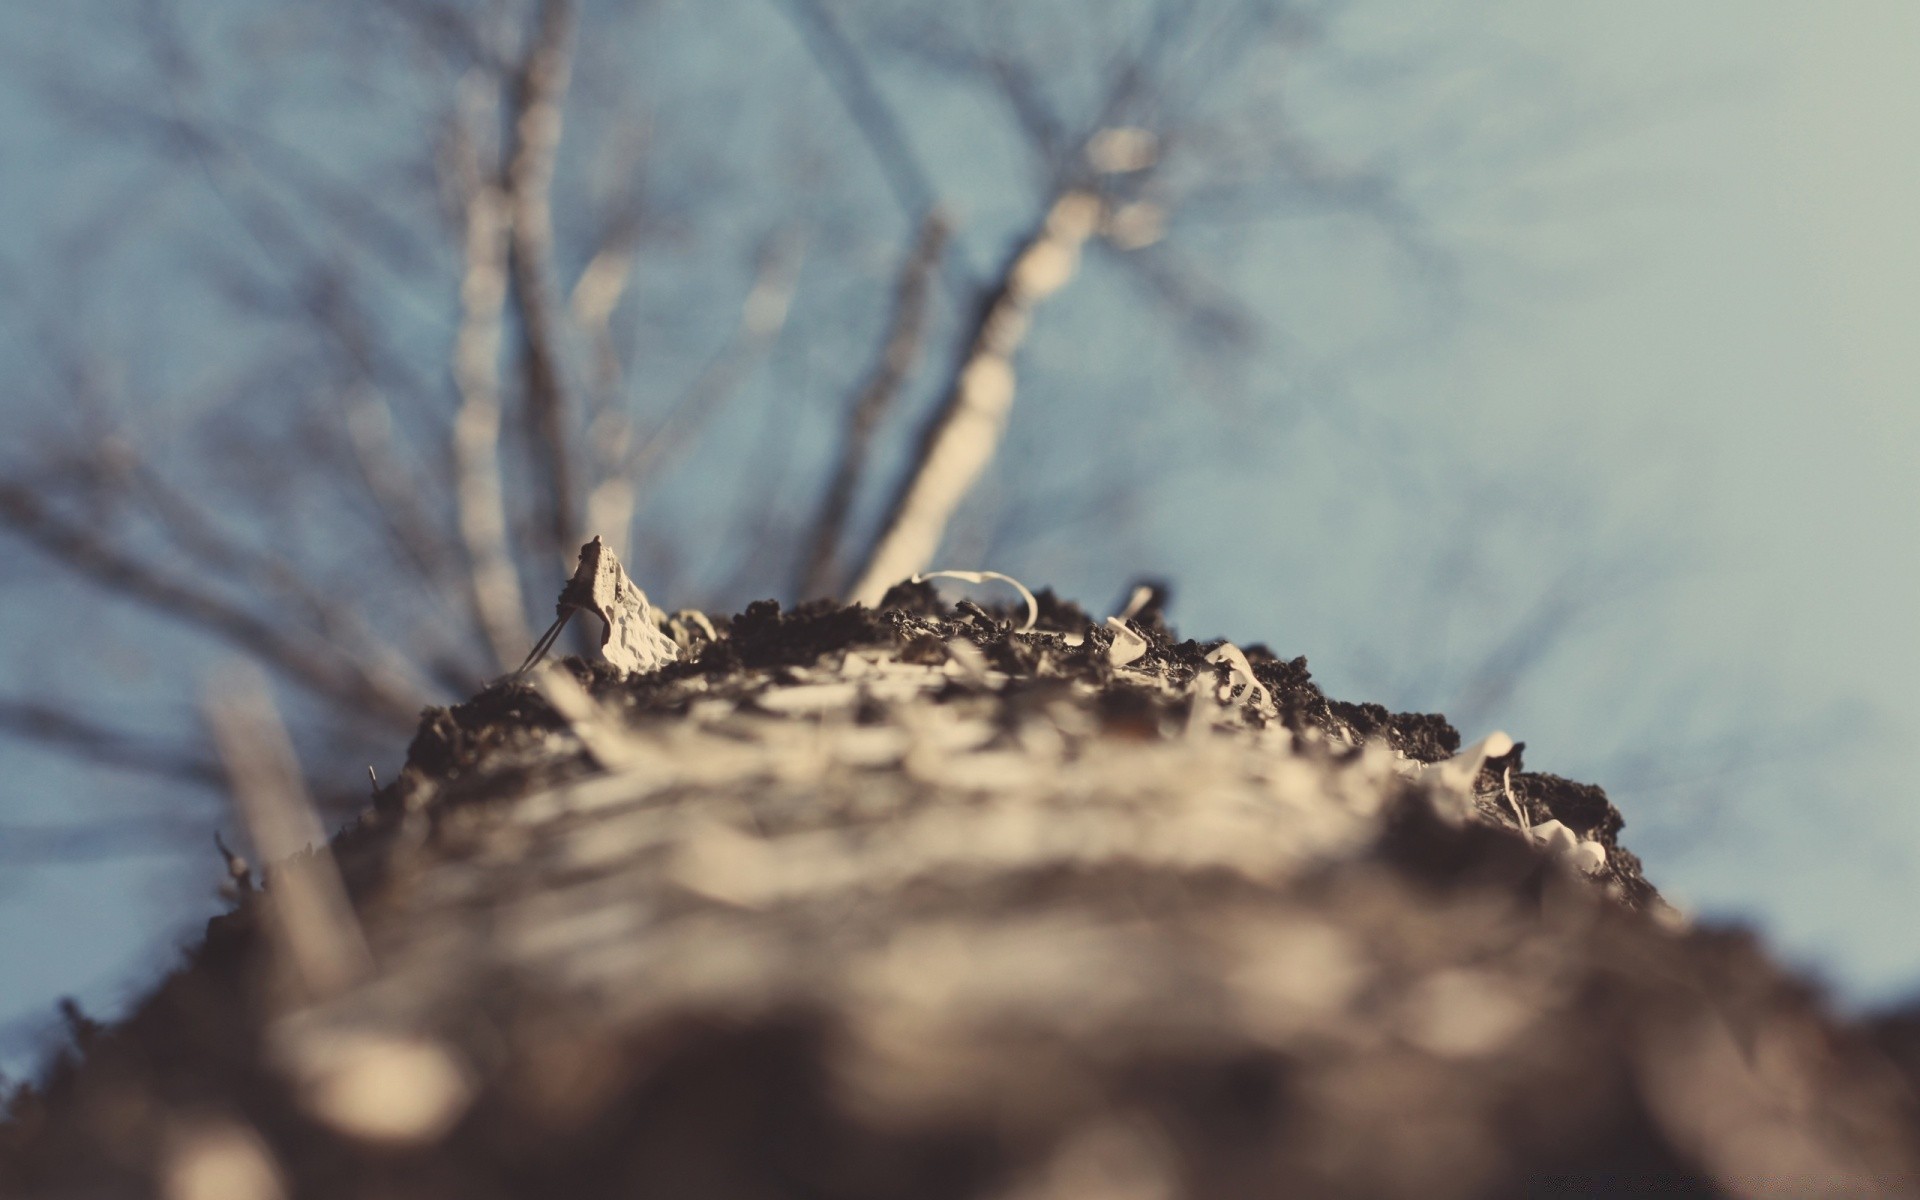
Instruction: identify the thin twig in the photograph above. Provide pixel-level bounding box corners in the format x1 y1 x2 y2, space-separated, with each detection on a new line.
0 815 216 866
574 216 642 558
0 479 422 727
339 384 460 585
1112 244 1260 355
847 190 1104 606
624 229 806 496
196 444 482 698
795 213 947 600
773 0 966 298
300 273 463 587
121 458 442 705
0 697 224 787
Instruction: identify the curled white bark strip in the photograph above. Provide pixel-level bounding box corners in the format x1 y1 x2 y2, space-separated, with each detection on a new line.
1531 819 1608 874
1204 644 1273 712
911 569 1038 633
1106 617 1149 668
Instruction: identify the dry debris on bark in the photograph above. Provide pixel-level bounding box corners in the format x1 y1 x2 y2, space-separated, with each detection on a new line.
5 566 1920 1199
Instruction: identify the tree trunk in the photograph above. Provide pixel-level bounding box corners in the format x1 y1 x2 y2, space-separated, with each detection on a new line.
6 584 1919 1199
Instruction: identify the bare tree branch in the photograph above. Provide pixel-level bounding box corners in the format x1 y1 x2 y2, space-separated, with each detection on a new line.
373 0 497 71
0 480 423 728
448 69 534 675
297 272 465 589
506 0 582 570
795 212 947 600
42 12 451 322
623 229 807 504
0 814 215 866
20 319 471 709
338 384 463 587
774 0 943 238
0 698 224 789
1113 242 1261 354
848 191 1103 606
574 216 643 559
133 463 457 704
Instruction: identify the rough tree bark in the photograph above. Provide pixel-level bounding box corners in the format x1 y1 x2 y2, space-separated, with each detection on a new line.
5 558 1919 1199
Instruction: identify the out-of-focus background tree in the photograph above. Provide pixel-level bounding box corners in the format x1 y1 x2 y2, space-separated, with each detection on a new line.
2 0 1917 1071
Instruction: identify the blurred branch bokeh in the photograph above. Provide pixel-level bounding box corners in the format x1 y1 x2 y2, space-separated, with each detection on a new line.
0 0 1596 861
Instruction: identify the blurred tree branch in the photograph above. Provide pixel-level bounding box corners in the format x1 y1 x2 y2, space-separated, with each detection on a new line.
0 0 1514 867
505 0 583 570
849 190 1102 605
775 0 944 239
0 479 422 730
448 62 534 674
624 228 807 504
797 212 947 600
0 701 223 791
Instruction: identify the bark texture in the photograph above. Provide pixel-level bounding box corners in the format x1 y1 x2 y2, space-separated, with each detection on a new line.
5 584 1920 1199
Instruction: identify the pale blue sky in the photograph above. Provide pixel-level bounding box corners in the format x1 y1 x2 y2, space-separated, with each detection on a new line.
2 1 1917 1074
1446 2 1920 989
1207 1 1920 994
1009 0 1920 995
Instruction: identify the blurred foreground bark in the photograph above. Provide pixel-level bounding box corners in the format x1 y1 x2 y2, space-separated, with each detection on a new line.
5 581 1918 1199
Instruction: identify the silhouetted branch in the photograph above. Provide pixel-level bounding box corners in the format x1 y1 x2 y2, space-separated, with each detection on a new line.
983 52 1068 173
0 816 221 866
795 213 948 600
1113 242 1261 354
0 480 422 728
625 230 806 499
774 0 942 236
45 8 447 314
298 273 463 589
0 699 223 789
338 384 463 587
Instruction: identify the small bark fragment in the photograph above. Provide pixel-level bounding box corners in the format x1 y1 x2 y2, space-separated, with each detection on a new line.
524 537 681 676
